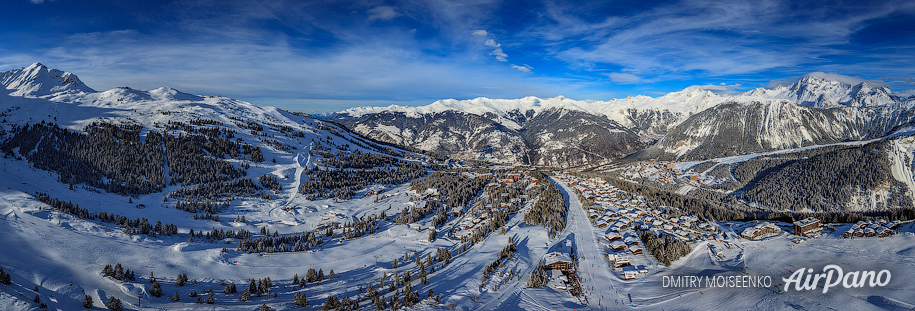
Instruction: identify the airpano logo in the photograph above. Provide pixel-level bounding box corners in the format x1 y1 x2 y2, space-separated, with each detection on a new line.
783 265 891 293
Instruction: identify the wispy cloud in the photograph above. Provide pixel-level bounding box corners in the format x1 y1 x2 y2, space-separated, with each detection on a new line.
511 64 532 72
529 0 915 82
367 6 399 22
607 72 640 83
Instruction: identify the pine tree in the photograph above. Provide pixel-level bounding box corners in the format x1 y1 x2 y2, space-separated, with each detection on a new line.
294 292 309 307
241 288 251 302
328 270 335 280
260 303 271 311
150 280 163 297
83 294 93 308
206 291 215 304
0 267 10 285
34 294 41 303
230 282 237 293
322 295 340 311
172 291 180 301
106 296 124 311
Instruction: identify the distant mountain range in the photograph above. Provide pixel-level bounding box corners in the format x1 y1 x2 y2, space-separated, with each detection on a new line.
332 73 915 167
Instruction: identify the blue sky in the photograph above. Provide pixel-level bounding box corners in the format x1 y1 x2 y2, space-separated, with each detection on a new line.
1 0 913 113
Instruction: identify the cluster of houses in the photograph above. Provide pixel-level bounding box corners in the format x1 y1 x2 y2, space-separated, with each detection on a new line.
740 222 781 240
451 171 540 237
603 232 643 255
606 254 648 280
617 160 719 186
557 173 721 242
842 219 900 238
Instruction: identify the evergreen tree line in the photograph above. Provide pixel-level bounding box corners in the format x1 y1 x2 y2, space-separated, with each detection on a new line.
237 214 380 253
409 171 491 210
188 227 251 241
298 165 427 201
639 230 692 266
258 173 282 193
100 263 136 282
34 192 179 237
739 140 915 213
0 121 272 210
481 238 517 289
1 122 165 195
523 176 568 238
526 262 548 287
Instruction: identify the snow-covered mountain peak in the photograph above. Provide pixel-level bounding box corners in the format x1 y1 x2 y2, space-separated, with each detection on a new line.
746 72 898 108
0 62 95 97
148 86 203 102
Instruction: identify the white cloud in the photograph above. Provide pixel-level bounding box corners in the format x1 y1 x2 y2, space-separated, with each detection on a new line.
511 64 532 72
536 1 914 82
484 39 500 48
899 89 915 97
607 72 639 83
367 6 399 21
472 30 488 37
29 0 45 3
489 48 508 62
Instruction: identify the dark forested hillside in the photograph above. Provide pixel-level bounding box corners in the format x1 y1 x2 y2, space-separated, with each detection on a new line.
738 140 912 212
1 122 165 195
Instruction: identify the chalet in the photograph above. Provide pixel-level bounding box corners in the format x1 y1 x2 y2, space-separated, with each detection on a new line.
793 217 822 236
611 255 630 268
629 245 643 255
604 234 622 241
609 242 627 251
597 222 610 228
544 240 575 272
623 271 638 280
487 183 501 190
740 222 781 240
507 173 522 179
